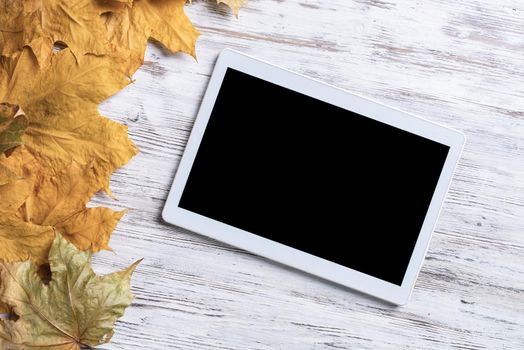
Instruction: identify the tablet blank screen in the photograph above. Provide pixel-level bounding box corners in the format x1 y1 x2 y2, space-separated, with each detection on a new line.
179 68 449 286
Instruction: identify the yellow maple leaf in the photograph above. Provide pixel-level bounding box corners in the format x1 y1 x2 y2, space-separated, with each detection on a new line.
0 149 51 266
0 177 33 214
101 0 200 75
0 163 17 186
0 234 141 349
217 0 248 16
54 208 126 252
111 0 134 7
19 161 107 226
0 48 134 262
0 148 122 263
17 161 126 253
130 0 200 57
1 0 199 76
0 216 55 265
0 0 25 60
1 47 138 192
0 0 112 65
0 147 38 213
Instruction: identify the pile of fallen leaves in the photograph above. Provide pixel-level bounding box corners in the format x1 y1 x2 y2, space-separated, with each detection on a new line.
0 0 247 348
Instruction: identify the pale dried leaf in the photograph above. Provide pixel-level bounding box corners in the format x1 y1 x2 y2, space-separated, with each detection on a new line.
0 234 140 349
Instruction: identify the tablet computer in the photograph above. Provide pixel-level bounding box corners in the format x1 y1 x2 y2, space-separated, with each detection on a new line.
162 49 465 305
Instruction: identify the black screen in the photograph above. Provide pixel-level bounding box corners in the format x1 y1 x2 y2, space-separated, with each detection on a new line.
179 68 449 285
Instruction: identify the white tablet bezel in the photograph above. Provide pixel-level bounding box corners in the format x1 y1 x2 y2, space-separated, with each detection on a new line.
162 49 465 305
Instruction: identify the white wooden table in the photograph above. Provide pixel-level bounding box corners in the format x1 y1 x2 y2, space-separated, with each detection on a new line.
93 0 524 348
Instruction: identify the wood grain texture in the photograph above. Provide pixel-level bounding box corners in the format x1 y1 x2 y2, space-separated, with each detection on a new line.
91 0 524 348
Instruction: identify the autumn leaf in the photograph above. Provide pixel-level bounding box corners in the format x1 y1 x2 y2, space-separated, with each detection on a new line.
1 47 138 192
18 161 126 253
0 148 125 263
0 0 24 61
0 30 134 267
100 0 200 75
111 0 134 8
19 161 107 226
1 0 199 76
0 163 17 186
0 103 27 155
0 147 37 213
0 215 55 265
0 177 33 214
0 234 141 349
0 0 112 65
0 145 30 187
128 0 199 57
217 0 248 16
54 208 126 252
2 47 129 109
